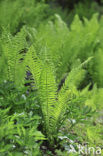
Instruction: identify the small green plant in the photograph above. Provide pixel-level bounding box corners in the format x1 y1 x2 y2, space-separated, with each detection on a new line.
0 81 45 156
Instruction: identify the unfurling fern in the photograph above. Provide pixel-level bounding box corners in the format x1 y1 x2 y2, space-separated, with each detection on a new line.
26 46 87 143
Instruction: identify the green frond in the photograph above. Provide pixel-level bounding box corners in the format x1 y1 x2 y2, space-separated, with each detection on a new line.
0 27 27 86
91 48 103 87
53 66 86 130
39 61 58 137
26 46 42 86
27 47 58 140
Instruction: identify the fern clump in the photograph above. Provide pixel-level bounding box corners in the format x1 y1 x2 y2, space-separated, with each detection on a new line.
26 45 89 144
0 27 27 87
0 0 51 34
27 14 100 85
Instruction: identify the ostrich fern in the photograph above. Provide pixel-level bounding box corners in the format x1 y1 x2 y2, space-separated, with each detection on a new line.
26 46 87 143
0 27 27 86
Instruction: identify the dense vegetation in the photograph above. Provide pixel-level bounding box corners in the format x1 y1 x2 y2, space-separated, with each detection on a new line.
0 0 103 155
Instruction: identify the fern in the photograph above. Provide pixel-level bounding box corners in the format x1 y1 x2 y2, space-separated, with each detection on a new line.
26 45 42 86
26 45 88 144
53 61 87 130
0 3 103 151
88 17 103 87
90 49 103 87
0 0 52 34
39 61 57 139
27 14 99 86
0 27 27 87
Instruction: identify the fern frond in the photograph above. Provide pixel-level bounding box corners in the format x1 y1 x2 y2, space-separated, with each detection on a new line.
26 46 58 141
0 27 27 86
53 65 86 130
39 61 58 138
26 46 42 86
